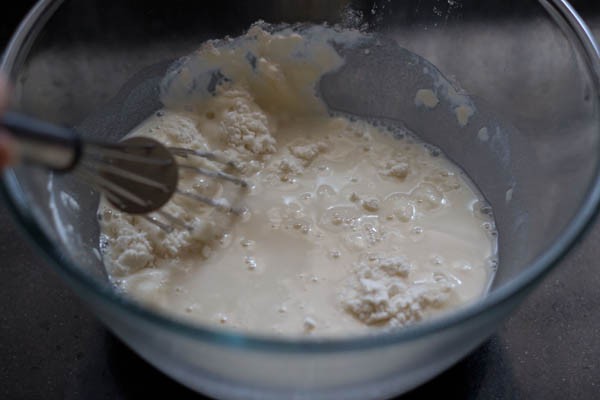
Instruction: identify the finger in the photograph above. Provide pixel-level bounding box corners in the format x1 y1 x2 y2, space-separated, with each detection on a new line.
0 73 9 114
0 130 16 169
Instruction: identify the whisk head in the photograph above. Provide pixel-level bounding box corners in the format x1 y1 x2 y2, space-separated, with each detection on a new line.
75 137 248 232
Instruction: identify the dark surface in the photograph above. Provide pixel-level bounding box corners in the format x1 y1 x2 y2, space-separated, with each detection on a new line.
1 3 600 400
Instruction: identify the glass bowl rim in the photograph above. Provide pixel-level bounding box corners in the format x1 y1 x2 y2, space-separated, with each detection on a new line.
1 0 599 352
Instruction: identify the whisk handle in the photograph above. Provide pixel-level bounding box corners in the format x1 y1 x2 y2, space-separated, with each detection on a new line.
0 111 81 171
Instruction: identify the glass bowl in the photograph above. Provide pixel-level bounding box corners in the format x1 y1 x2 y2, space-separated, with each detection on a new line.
2 1 599 399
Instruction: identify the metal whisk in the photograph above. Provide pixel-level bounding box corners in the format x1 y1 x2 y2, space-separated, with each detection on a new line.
0 111 248 231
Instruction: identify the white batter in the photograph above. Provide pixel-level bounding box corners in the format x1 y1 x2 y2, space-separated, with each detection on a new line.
99 24 497 336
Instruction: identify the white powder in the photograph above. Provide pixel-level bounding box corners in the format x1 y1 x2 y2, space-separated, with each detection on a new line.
455 104 474 127
415 89 440 109
218 89 276 156
342 255 454 326
289 141 329 163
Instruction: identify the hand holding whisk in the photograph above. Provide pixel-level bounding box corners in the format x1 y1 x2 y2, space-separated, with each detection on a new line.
0 111 249 232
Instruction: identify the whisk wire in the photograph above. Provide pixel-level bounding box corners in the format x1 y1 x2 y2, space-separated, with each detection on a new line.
79 166 150 208
141 214 174 233
176 189 242 215
169 147 239 170
86 143 173 166
178 164 248 188
156 210 194 231
82 159 171 192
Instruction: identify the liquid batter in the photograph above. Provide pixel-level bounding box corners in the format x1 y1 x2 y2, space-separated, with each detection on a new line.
99 24 497 336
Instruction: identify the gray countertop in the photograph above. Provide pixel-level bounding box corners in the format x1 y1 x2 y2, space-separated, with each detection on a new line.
1 6 600 400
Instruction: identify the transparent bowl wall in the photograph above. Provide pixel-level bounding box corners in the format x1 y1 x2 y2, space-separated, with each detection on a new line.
1 1 599 399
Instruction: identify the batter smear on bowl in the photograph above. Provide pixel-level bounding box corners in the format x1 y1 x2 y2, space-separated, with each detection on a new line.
98 24 497 336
